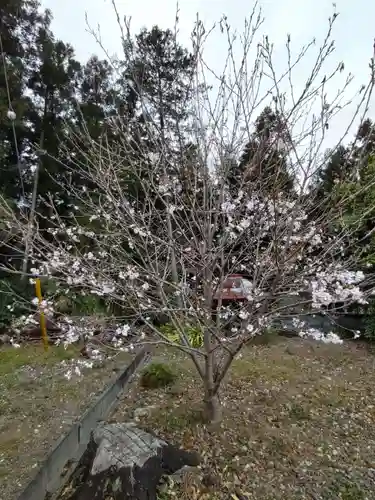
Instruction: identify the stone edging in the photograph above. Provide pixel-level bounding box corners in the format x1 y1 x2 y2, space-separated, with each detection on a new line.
17 348 151 500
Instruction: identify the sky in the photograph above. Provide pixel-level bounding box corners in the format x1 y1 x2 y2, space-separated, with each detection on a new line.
39 0 375 153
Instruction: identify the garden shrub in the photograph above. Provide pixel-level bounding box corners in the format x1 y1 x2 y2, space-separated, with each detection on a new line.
159 322 204 348
0 277 31 330
140 362 177 389
53 290 110 316
70 293 109 315
364 301 375 342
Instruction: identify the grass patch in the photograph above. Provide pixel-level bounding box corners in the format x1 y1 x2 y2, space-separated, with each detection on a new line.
323 477 368 500
152 406 205 432
231 353 298 382
250 327 281 346
0 344 78 376
287 402 311 421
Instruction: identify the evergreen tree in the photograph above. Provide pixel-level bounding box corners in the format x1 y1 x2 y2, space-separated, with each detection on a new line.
314 145 353 200
0 0 42 201
227 107 294 196
26 14 82 219
124 25 196 140
356 118 375 157
77 56 117 139
312 119 375 207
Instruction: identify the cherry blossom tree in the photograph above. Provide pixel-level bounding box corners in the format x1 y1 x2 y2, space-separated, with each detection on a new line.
2 7 375 422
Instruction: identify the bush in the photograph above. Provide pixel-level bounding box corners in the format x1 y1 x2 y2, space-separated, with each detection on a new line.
159 322 203 348
0 277 31 330
364 300 375 342
53 291 110 316
140 362 177 389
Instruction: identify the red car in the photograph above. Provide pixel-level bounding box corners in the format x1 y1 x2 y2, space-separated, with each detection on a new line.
213 274 253 305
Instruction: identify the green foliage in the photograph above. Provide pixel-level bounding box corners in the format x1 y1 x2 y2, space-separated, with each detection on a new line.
287 402 311 421
35 279 110 316
140 362 177 389
70 294 109 316
233 106 295 195
0 278 31 329
0 281 16 328
364 300 375 342
314 145 354 200
330 155 375 266
157 407 204 431
159 322 204 348
131 26 196 131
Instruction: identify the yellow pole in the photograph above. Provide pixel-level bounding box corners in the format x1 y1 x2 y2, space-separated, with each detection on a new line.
35 278 49 351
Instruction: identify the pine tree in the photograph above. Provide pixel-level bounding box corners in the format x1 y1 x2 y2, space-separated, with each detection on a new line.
314 145 353 201
124 25 196 139
356 118 375 157
228 107 294 196
26 12 82 220
77 56 118 139
0 0 42 201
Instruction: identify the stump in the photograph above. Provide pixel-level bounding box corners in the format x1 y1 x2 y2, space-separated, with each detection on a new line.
60 423 201 500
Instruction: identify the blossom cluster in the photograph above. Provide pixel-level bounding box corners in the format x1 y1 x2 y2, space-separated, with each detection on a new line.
15 170 372 357
310 269 366 308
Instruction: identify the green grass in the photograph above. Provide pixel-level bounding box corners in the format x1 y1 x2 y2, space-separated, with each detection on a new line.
231 353 299 382
0 344 78 376
153 407 205 432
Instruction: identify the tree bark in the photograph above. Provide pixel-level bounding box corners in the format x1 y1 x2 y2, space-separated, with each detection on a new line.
203 348 221 423
203 390 221 423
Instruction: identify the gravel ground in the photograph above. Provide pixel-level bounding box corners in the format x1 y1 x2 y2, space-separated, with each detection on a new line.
112 338 375 500
0 344 132 500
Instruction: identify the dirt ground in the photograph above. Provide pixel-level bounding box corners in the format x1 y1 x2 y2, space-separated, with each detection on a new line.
112 338 375 500
0 344 132 500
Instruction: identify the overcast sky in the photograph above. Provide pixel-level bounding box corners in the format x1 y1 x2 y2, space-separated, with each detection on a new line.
40 0 374 151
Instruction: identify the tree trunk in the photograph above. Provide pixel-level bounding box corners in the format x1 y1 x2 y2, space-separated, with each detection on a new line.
203 390 221 423
202 325 222 423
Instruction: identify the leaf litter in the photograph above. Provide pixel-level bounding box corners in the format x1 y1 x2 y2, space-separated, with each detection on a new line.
112 338 375 499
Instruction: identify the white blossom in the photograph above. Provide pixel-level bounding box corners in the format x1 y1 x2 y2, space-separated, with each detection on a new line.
167 204 177 214
246 324 254 334
7 109 16 121
115 324 131 337
221 201 236 214
239 310 250 320
298 328 343 344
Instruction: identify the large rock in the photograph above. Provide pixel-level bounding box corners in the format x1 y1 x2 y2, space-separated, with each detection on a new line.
62 423 200 500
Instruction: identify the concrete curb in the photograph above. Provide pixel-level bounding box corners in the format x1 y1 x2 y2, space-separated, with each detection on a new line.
17 348 151 500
